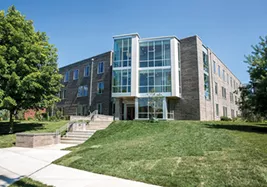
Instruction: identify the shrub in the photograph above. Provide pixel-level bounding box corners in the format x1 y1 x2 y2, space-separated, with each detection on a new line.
27 117 34 121
220 116 232 121
56 110 63 120
35 111 43 121
16 110 25 120
49 116 58 121
41 112 49 121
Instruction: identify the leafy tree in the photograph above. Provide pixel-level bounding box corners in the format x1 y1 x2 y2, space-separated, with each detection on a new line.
0 6 62 132
148 90 164 121
240 36 267 120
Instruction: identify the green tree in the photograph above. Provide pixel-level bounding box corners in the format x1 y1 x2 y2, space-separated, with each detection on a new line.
0 6 62 132
240 36 267 120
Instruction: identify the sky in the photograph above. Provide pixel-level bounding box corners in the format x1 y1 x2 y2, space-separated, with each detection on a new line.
1 0 267 83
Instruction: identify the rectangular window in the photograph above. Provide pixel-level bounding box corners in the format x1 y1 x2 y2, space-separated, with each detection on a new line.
139 40 171 68
203 52 209 72
97 82 104 94
218 65 221 77
139 69 171 93
138 98 163 119
84 65 90 77
77 85 88 97
204 74 210 100
222 87 226 99
213 61 216 74
215 82 218 95
233 80 236 89
230 92 234 102
216 104 219 116
113 38 132 67
112 69 131 93
64 71 69 82
227 73 229 84
97 62 104 74
223 70 225 81
62 90 66 99
73 69 79 80
97 103 103 114
223 106 228 117
235 95 238 105
230 77 232 87
231 109 235 118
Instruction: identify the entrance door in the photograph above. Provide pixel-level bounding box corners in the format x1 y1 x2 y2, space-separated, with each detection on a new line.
127 107 135 120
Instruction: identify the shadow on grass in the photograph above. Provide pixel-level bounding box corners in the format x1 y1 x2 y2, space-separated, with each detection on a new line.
205 123 267 134
0 122 45 135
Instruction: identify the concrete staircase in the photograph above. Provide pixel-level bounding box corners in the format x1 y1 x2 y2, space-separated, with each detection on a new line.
60 130 96 144
87 114 113 130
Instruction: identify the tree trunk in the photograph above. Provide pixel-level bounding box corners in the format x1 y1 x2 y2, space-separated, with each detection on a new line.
9 110 14 133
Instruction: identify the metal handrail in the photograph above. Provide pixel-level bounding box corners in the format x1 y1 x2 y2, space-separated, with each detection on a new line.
55 122 73 136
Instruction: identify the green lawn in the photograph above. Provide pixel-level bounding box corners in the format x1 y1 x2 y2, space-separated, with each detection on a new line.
10 177 52 187
55 120 267 187
0 120 67 148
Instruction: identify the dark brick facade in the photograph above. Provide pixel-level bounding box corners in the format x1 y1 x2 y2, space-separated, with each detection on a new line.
57 51 112 116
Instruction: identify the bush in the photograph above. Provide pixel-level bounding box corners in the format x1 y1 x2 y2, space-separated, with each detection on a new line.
35 111 43 121
16 110 25 120
56 110 63 120
49 116 58 121
27 117 34 121
220 116 232 121
41 112 49 121
0 110 9 120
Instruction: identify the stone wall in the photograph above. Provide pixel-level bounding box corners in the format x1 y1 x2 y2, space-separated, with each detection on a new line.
16 133 60 148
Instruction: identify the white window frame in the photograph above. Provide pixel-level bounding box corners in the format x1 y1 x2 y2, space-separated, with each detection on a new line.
97 62 104 74
216 104 219 116
73 69 79 80
97 82 104 94
84 65 90 77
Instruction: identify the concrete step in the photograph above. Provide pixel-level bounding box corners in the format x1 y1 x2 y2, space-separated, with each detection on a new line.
65 134 92 138
66 131 95 136
61 137 89 141
60 139 85 144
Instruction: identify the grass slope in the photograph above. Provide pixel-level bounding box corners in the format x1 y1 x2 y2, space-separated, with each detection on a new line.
0 120 67 148
55 121 267 187
10 177 53 187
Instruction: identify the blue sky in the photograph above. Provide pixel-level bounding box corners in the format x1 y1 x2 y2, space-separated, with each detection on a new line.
1 0 267 83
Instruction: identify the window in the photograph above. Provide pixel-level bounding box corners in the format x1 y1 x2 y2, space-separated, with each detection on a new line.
112 69 131 93
213 61 216 74
139 69 171 93
139 40 171 67
64 71 70 82
227 73 229 84
216 104 219 116
236 111 238 117
222 87 226 99
73 69 79 80
62 90 66 99
233 80 236 89
113 38 132 67
77 86 88 97
230 92 234 102
203 50 210 100
230 77 232 87
97 103 103 114
223 106 228 117
97 82 104 94
222 70 225 81
218 65 221 77
97 62 104 74
178 43 182 95
231 109 235 118
138 98 163 119
215 82 218 95
235 95 238 105
84 65 90 77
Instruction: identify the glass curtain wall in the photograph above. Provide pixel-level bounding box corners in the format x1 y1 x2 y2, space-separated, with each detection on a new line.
203 50 210 100
138 98 163 119
112 38 132 93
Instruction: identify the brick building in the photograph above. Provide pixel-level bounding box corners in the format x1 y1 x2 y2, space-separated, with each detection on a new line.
57 51 113 116
57 33 241 121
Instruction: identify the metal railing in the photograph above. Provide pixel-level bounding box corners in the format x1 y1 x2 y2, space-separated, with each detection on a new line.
168 111 175 120
55 122 73 136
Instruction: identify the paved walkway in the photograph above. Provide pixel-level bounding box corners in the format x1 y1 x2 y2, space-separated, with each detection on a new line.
0 144 160 187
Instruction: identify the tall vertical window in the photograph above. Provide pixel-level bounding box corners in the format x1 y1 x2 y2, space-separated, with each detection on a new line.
113 38 132 67
231 109 235 118
112 69 131 93
97 62 104 74
222 70 225 81
233 80 236 89
64 71 70 82
222 87 227 99
218 65 221 77
97 82 104 94
227 73 229 84
97 103 103 114
178 42 182 95
77 86 88 97
223 106 228 117
139 40 170 67
73 69 79 80
230 92 234 102
216 104 219 116
215 82 218 95
203 49 210 100
213 61 216 74
138 98 163 119
230 77 232 87
84 65 89 77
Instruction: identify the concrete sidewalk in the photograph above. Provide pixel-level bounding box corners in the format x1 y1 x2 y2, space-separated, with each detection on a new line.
0 145 160 187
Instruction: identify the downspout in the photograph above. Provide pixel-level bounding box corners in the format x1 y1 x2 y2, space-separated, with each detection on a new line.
89 58 94 111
